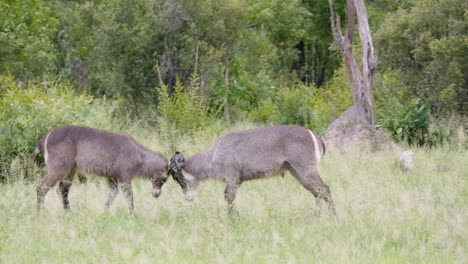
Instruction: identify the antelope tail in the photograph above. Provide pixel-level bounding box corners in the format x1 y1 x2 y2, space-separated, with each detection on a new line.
320 136 326 157
30 142 41 165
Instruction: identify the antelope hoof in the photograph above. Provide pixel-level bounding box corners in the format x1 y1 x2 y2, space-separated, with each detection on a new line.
228 208 239 217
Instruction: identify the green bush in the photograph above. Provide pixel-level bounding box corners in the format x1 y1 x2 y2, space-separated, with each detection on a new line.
310 67 353 132
375 69 467 148
426 114 467 149
0 74 117 181
378 98 430 146
377 95 467 148
248 97 280 124
156 68 218 151
275 84 315 127
249 83 315 128
209 56 278 121
250 66 353 133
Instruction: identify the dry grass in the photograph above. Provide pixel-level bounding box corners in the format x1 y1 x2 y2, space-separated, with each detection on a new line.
0 126 466 263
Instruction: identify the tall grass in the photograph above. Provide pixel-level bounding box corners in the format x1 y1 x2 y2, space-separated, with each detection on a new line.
0 123 466 263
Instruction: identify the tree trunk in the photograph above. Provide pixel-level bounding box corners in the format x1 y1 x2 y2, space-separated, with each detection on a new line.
57 0 88 93
224 54 231 124
328 0 376 125
326 0 413 173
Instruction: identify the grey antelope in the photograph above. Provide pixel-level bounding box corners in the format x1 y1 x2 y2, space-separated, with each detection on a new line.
169 125 336 216
31 125 168 214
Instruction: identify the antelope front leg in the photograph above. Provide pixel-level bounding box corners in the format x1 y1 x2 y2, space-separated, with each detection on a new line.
121 181 134 215
224 182 240 216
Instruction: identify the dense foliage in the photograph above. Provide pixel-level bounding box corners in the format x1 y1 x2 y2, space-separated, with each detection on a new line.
0 75 117 181
375 0 468 115
0 0 466 171
0 0 346 112
0 0 60 79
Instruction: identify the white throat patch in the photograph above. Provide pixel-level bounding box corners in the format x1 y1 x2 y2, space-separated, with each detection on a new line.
309 130 321 163
182 169 196 182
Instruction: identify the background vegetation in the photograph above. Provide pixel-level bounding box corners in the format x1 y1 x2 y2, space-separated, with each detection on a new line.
0 0 465 131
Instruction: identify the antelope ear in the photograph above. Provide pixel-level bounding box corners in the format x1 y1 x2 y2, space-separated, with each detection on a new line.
170 151 185 171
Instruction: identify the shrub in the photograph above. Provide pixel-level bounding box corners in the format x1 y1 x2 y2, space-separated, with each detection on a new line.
248 97 280 124
0 74 117 181
209 57 277 121
376 96 466 148
275 84 315 127
375 66 468 148
249 83 315 128
310 67 353 132
378 98 430 146
426 114 467 149
249 66 353 133
156 67 219 151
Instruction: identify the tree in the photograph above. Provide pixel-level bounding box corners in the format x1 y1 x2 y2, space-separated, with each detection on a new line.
187 0 250 123
328 0 377 125
325 0 414 173
375 0 467 115
217 0 250 123
0 0 59 80
299 0 344 86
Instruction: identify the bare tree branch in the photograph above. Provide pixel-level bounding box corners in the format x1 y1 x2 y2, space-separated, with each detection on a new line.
328 0 376 125
328 0 344 53
345 0 356 46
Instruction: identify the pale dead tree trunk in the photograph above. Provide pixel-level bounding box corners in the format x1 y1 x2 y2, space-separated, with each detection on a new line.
224 54 231 124
328 0 377 125
325 0 413 173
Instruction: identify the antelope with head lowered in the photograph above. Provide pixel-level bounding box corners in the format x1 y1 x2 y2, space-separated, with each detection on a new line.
169 125 335 216
31 125 169 214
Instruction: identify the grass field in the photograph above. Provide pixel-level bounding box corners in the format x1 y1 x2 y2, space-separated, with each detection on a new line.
0 129 466 263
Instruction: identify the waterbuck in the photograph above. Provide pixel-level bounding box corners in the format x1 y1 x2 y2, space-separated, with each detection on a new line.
31 125 169 214
169 125 336 216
